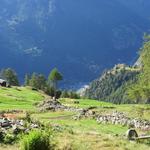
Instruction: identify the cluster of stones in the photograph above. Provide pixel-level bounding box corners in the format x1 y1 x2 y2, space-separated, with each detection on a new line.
38 99 67 112
96 111 150 131
0 117 39 135
73 108 96 120
64 107 83 113
38 99 89 113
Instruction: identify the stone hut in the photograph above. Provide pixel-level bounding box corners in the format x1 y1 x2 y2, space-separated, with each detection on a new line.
0 79 7 87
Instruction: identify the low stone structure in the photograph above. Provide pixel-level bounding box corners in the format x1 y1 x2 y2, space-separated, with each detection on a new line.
126 129 150 141
126 129 138 140
73 108 96 120
0 79 7 87
38 99 67 112
96 111 150 131
0 117 39 135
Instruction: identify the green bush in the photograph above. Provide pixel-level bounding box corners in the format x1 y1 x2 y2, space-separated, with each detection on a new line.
20 130 54 150
3 134 16 144
0 131 5 143
25 112 31 123
61 90 80 99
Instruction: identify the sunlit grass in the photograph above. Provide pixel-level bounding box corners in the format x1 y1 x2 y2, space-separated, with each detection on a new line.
0 86 44 110
60 98 115 108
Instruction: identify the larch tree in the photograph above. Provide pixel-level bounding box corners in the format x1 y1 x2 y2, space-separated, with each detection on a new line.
48 68 63 100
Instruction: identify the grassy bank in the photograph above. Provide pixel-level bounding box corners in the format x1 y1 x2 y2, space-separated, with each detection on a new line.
0 86 44 110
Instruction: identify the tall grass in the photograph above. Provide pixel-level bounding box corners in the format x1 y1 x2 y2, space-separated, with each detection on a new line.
20 130 54 150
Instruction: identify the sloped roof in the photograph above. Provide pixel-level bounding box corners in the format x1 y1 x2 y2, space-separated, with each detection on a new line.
0 79 6 83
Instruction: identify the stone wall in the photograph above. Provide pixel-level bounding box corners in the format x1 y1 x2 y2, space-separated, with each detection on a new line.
96 111 150 131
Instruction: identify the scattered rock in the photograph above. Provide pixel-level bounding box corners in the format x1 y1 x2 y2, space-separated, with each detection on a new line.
73 108 96 120
0 117 39 135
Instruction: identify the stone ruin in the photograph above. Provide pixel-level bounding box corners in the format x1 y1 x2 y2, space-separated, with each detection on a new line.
38 99 67 112
96 111 150 131
38 98 92 113
126 129 138 140
73 108 96 120
0 117 39 136
72 109 150 131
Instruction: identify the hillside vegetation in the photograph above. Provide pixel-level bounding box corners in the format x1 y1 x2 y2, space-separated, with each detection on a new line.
128 35 150 103
85 36 150 104
84 64 140 104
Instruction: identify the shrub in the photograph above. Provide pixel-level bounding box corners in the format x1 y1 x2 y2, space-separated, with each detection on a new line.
25 112 31 123
20 130 54 150
0 131 5 143
61 91 80 99
44 86 55 96
3 134 16 144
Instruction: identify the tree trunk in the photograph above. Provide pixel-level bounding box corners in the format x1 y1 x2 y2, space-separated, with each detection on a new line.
54 81 57 101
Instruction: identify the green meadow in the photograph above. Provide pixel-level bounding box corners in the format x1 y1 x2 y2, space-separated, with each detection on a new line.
0 86 44 110
0 87 150 150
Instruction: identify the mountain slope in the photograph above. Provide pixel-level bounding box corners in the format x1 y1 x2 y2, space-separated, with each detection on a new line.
84 64 140 104
0 0 150 87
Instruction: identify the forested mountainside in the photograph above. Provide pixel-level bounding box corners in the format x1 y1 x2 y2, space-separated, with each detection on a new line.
84 64 140 104
0 0 150 87
84 35 150 104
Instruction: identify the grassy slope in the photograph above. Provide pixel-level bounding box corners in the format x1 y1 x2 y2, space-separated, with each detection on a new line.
32 99 150 150
60 98 115 108
60 98 150 120
0 89 150 150
0 86 44 110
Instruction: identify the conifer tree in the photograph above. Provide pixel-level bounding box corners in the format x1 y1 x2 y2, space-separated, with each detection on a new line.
48 68 63 100
24 74 31 86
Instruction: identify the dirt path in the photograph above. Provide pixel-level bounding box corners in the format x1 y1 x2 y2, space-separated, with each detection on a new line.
0 113 25 119
49 114 74 120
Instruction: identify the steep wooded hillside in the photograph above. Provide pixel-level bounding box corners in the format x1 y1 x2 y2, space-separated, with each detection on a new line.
84 64 140 104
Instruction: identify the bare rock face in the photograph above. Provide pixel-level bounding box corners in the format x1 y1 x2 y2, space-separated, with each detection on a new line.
38 99 67 112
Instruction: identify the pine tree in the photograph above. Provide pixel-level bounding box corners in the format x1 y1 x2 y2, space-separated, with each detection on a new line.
37 74 47 90
24 74 31 86
29 73 39 89
28 73 47 90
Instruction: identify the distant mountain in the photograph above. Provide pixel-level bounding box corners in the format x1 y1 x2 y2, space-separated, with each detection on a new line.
83 64 140 104
0 0 150 87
